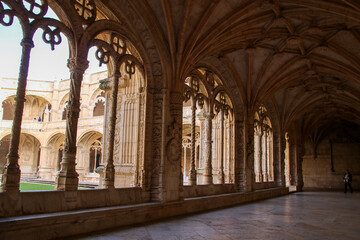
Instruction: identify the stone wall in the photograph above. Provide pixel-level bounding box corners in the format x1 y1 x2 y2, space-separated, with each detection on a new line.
0 187 288 240
303 125 360 191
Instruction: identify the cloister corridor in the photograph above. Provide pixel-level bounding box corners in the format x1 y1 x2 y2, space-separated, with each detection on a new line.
67 192 360 240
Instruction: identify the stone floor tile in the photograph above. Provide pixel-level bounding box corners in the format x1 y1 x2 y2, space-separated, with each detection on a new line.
67 192 360 240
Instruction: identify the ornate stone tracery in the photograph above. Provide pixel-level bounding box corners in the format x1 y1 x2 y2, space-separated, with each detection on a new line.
0 0 146 192
254 105 274 184
182 68 235 185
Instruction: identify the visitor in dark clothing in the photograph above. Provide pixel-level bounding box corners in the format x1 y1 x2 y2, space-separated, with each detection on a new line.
344 169 353 193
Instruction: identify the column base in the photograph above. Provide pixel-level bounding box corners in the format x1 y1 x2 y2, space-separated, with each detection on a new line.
102 165 115 189
1 163 21 193
55 171 79 191
189 170 197 185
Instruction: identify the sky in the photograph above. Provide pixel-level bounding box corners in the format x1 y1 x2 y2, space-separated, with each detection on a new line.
0 5 106 81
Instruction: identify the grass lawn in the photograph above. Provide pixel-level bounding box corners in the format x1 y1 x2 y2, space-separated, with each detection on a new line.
20 182 55 191
19 182 91 191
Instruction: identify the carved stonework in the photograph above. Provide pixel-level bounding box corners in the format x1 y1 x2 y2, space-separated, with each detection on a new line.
71 0 97 25
150 90 165 201
166 119 182 163
56 58 89 191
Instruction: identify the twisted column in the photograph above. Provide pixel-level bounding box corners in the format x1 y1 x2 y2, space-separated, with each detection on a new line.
203 112 214 184
55 57 88 191
102 70 122 189
1 38 34 193
189 96 197 185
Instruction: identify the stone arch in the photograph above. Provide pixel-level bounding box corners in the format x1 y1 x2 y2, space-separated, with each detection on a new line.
2 95 50 121
253 101 282 189
88 88 106 117
183 67 236 185
76 130 102 183
93 98 105 117
37 133 66 180
15 133 41 178
1 97 15 120
0 135 11 173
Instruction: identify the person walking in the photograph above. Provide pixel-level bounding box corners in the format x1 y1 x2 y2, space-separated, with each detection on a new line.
344 169 353 193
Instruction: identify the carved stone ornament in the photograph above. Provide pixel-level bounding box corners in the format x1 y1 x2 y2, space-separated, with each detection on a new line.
166 119 182 163
71 0 97 25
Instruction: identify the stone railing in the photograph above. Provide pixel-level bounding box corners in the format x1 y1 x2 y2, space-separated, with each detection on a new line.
0 116 104 134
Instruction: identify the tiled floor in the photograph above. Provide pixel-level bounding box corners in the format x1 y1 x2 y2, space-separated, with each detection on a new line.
68 192 360 240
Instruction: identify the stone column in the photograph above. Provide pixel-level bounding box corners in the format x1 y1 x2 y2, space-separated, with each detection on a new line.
219 110 225 184
289 140 297 186
261 129 268 182
277 133 286 187
254 125 262 182
295 143 304 191
189 96 197 185
95 78 112 187
203 112 214 184
183 144 187 182
102 70 122 189
285 133 290 186
1 38 34 193
234 120 245 191
245 120 255 192
163 91 183 201
198 115 205 169
55 57 88 191
37 145 52 180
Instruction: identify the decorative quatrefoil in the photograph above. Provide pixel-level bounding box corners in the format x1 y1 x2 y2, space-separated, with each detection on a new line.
191 77 200 92
111 33 127 55
72 0 96 25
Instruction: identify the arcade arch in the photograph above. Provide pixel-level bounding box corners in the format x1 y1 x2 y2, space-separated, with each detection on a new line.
0 1 148 192
254 105 274 183
182 68 235 185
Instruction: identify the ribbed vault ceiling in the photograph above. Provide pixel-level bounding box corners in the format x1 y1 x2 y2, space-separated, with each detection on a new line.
124 0 360 134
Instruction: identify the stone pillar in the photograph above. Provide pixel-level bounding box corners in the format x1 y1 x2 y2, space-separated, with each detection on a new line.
102 70 122 189
96 79 112 187
285 133 290 186
55 57 88 191
37 145 52 180
262 129 268 182
219 110 225 184
183 144 187 182
149 89 166 201
198 115 205 170
203 112 214 184
163 91 183 201
245 119 254 192
268 133 274 181
254 126 262 182
278 133 286 187
234 120 245 191
289 140 297 186
189 96 197 185
1 38 34 193
295 142 304 191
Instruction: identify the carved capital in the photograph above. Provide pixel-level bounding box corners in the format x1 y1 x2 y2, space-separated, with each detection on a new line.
67 57 89 74
204 112 215 120
99 78 112 90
